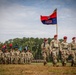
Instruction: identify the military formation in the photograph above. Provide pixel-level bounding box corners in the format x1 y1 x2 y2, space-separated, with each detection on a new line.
0 35 76 67
0 49 33 64
41 35 76 66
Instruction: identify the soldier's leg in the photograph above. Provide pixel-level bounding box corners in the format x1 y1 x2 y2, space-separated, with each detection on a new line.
52 51 58 66
42 52 47 65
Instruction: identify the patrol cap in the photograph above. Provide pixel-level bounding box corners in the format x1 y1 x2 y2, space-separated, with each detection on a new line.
44 38 48 41
63 36 67 39
72 37 76 40
54 34 58 37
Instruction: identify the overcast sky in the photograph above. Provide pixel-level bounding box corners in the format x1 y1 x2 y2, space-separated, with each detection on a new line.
0 0 76 43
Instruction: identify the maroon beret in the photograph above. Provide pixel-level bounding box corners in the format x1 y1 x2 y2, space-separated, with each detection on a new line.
72 37 76 40
54 34 58 37
63 36 67 39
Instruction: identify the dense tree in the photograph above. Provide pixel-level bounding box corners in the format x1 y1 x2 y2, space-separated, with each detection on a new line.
0 37 63 59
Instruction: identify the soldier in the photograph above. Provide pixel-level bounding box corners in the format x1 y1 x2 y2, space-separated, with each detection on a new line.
4 49 10 64
41 38 50 65
19 50 26 64
25 50 33 64
61 36 69 66
50 35 60 66
70 37 76 66
14 49 20 64
0 49 3 64
10 49 15 64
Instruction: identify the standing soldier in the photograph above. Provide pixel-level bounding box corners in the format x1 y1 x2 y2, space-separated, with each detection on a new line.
50 35 60 66
0 49 3 64
70 37 76 66
10 49 15 64
4 49 10 64
14 49 20 64
25 50 33 64
41 38 50 65
61 36 69 66
19 50 26 64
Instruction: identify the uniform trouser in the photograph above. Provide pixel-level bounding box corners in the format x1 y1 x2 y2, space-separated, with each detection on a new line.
42 50 49 62
14 56 19 64
51 50 59 65
4 57 10 64
61 49 69 65
0 57 3 64
10 56 15 64
25 56 31 64
69 50 76 66
52 48 59 63
20 57 25 64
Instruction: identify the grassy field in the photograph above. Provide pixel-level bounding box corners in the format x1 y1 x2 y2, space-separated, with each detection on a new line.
0 63 76 75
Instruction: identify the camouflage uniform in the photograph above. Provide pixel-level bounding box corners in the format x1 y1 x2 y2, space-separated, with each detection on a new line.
25 50 33 64
19 50 26 64
4 50 10 64
61 36 69 66
69 37 76 66
50 35 60 66
0 50 3 64
14 50 20 64
10 49 15 64
41 38 50 65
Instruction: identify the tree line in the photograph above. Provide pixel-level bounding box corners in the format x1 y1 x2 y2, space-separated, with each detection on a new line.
0 37 63 60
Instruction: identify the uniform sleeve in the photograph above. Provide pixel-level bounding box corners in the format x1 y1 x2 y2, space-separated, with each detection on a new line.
50 40 54 51
41 43 43 49
68 43 71 50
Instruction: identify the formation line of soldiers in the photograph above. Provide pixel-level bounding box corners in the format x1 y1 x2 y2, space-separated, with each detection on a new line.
0 49 33 64
41 35 76 66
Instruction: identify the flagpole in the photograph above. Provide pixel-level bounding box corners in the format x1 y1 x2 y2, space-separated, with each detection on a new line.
56 24 58 35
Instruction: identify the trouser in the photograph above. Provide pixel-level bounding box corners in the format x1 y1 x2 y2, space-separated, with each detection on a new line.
14 56 19 64
51 49 59 66
69 50 76 66
10 56 15 64
42 50 50 62
20 57 25 64
61 49 69 66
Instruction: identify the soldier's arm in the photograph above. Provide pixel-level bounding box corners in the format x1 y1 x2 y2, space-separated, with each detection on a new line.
50 40 54 51
41 43 45 50
68 43 71 51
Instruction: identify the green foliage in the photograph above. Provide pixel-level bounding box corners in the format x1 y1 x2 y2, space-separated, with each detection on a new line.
0 37 63 59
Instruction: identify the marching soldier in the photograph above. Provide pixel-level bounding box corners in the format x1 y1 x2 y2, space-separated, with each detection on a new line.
70 37 76 66
41 38 50 65
50 35 60 66
10 49 15 64
61 36 70 66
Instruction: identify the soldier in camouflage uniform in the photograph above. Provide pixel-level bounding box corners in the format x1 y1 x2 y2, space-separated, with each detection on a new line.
25 50 33 64
70 37 76 66
50 35 60 66
41 38 50 65
14 49 20 64
19 50 26 64
10 49 15 64
61 36 70 66
0 49 3 64
4 49 10 64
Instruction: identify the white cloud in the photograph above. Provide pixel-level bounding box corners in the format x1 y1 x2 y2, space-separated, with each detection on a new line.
0 1 76 43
